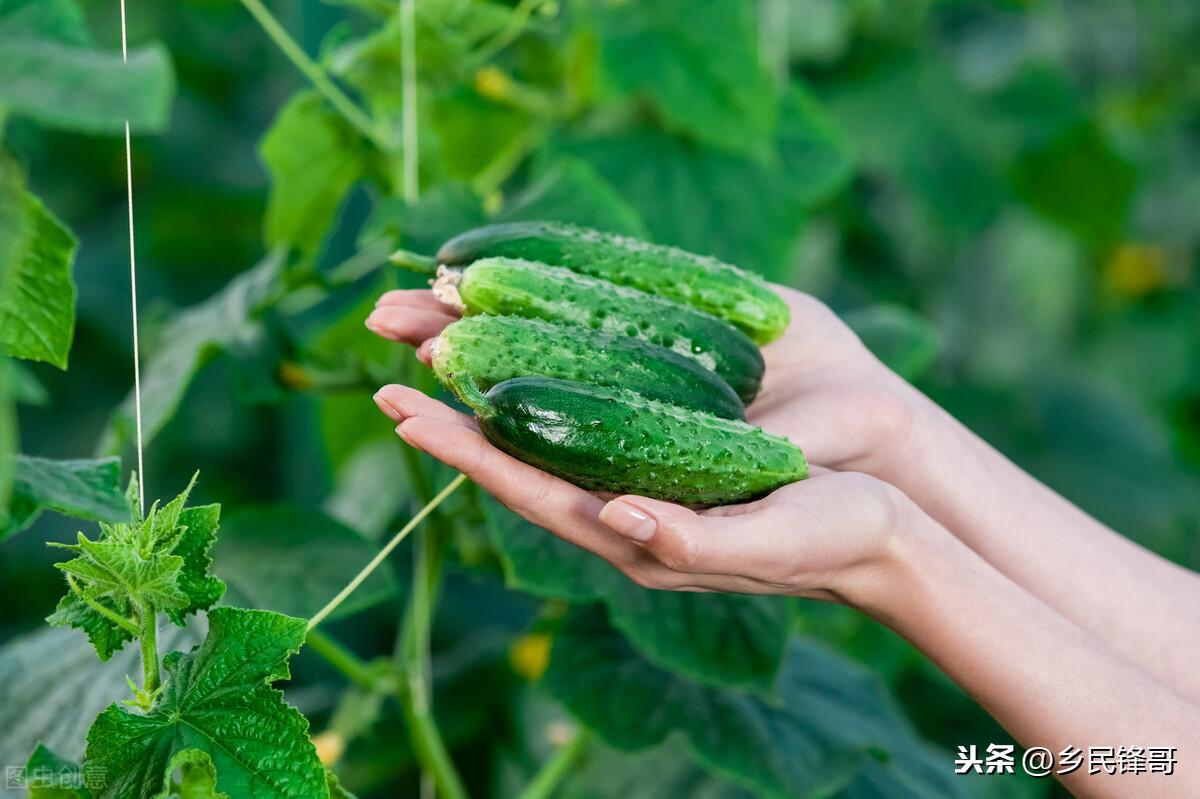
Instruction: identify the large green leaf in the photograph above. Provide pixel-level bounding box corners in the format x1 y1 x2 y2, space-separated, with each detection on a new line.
0 623 201 767
543 608 970 799
261 92 368 255
0 158 77 369
99 252 283 455
488 502 787 690
2 455 129 542
83 607 327 799
559 88 851 283
0 0 173 133
594 0 774 157
498 157 648 237
1011 122 1137 245
213 505 398 621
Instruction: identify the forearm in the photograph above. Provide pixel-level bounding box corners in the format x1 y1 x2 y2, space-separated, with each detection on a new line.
868 377 1200 700
855 512 1200 798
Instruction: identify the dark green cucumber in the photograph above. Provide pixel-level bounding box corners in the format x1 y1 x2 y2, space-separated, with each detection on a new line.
432 315 745 420
429 221 791 344
454 375 807 505
432 257 764 404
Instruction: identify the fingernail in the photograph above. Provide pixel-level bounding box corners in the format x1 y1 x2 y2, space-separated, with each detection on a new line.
600 500 656 542
373 391 403 421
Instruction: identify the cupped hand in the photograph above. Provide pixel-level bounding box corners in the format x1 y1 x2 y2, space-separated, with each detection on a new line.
372 383 912 604
365 285 920 473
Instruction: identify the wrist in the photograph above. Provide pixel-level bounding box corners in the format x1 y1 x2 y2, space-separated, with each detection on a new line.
841 485 957 620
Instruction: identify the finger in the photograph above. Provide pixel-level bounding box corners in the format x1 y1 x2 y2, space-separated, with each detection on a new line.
375 289 459 316
365 306 456 345
599 474 893 587
415 338 435 366
396 415 637 566
373 384 476 431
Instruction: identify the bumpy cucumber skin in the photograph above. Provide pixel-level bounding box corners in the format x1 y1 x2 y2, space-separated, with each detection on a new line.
436 222 791 344
446 258 764 404
433 316 745 420
475 377 808 505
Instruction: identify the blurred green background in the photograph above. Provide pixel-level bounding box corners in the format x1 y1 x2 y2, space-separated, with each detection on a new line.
2 0 1198 797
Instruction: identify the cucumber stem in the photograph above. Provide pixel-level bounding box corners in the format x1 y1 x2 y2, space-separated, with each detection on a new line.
448 373 493 418
390 249 439 274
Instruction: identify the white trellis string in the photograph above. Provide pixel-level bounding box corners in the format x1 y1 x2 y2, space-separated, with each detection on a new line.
119 0 146 517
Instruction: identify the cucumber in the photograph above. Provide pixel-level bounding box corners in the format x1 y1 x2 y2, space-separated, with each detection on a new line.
432 258 764 404
453 375 808 505
432 315 745 420
394 221 791 344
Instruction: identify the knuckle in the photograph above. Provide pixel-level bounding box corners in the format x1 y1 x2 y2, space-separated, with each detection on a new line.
655 530 703 573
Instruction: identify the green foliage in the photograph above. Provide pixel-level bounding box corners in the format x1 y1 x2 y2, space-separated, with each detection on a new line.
544 608 967 799
593 0 774 158
2 455 129 541
0 0 173 133
214 505 398 620
489 502 787 689
48 476 224 660
99 252 284 455
25 744 91 798
0 158 77 369
83 607 326 799
261 92 370 255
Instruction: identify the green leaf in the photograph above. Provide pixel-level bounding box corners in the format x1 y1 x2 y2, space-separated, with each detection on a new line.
552 84 848 282
0 43 174 134
83 607 327 799
261 92 368 255
561 739 751 799
776 86 855 208
2 455 129 541
594 0 774 157
162 750 228 799
0 0 90 46
845 305 940 382
488 503 787 689
99 251 283 455
544 608 969 799
360 181 485 254
0 158 78 369
0 623 201 767
498 158 648 237
1011 122 1137 245
49 479 225 660
213 505 398 621
24 744 93 798
0 0 173 133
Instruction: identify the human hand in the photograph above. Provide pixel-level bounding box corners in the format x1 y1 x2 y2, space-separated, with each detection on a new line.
372 383 917 606
365 285 923 473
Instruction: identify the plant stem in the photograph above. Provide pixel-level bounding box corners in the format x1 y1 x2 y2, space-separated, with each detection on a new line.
138 601 160 695
467 0 555 70
389 250 438 274
397 525 467 799
305 629 384 690
64 574 140 636
517 728 591 799
307 473 468 632
471 122 550 197
237 0 390 151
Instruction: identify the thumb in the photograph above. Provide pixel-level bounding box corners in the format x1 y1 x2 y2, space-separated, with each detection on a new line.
599 495 748 575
